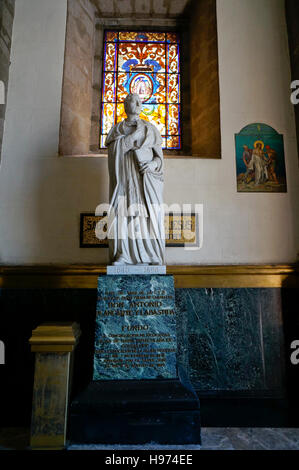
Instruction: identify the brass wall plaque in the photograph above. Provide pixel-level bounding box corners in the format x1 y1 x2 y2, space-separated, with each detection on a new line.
80 213 198 248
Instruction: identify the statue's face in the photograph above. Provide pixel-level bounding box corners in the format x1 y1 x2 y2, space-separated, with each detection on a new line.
124 93 142 116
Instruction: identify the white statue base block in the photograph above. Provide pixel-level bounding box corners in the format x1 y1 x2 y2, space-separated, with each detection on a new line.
107 265 166 275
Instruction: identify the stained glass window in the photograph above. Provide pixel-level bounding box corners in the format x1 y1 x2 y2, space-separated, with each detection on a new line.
100 31 181 150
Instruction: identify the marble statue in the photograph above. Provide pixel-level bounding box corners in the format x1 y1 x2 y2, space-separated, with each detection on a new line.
105 93 165 266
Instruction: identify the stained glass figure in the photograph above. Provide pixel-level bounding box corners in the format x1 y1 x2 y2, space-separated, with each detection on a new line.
100 31 181 149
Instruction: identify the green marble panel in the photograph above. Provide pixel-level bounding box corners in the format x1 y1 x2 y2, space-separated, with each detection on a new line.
93 275 177 380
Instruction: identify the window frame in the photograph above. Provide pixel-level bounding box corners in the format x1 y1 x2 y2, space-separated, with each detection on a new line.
90 19 191 157
59 0 220 159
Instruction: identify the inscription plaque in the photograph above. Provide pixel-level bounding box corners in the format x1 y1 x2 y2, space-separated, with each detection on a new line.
93 275 177 380
80 213 198 248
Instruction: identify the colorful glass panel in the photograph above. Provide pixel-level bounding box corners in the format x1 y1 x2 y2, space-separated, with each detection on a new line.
167 44 179 73
102 73 115 102
118 31 166 42
105 31 118 42
167 74 179 103
167 104 180 136
104 43 117 71
101 103 115 134
100 30 181 149
166 32 179 43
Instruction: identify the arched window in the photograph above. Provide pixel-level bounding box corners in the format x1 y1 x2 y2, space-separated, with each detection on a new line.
100 30 181 150
59 0 221 159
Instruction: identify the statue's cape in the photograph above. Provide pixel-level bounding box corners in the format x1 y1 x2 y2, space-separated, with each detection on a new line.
105 119 164 205
105 119 165 264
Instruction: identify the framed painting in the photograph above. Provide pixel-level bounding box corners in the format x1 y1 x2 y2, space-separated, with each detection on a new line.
235 123 287 192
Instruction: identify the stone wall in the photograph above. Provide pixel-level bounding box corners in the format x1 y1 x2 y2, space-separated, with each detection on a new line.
0 0 14 160
60 0 220 156
190 0 221 158
59 0 95 155
1 0 298 265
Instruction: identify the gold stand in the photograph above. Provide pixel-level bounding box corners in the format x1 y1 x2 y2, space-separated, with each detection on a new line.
29 323 81 450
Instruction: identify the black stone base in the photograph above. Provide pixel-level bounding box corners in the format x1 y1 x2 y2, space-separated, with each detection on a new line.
69 379 201 445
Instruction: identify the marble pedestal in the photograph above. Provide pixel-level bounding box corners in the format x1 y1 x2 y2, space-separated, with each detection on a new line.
70 379 201 445
29 323 81 450
93 275 177 380
107 265 166 275
69 275 201 445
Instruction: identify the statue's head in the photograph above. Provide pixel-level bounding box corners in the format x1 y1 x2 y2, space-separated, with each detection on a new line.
124 93 142 116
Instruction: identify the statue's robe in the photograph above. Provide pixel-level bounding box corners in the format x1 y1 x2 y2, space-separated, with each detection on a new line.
105 119 165 265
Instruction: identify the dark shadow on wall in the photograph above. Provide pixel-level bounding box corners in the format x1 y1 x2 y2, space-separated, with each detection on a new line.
280 280 299 426
1 284 298 428
0 288 97 427
285 0 299 270
285 0 299 161
0 285 295 429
